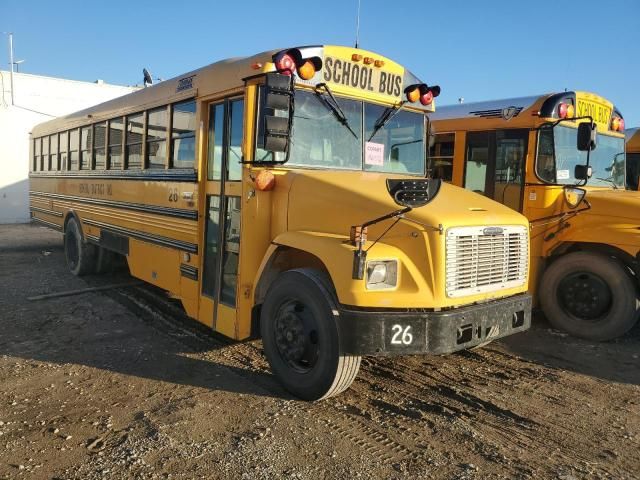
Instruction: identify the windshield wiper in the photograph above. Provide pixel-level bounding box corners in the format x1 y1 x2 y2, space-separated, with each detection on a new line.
314 83 358 138
594 176 619 189
368 101 406 141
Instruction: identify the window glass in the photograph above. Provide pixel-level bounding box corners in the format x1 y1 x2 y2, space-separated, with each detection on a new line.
171 100 196 169
288 90 362 169
202 195 221 298
227 99 244 181
428 133 455 181
42 137 49 171
50 134 59 171
147 107 167 169
94 122 107 170
536 125 625 187
108 118 124 169
465 132 489 195
220 196 241 306
627 153 640 191
80 126 92 169
69 129 79 170
126 113 144 169
59 132 68 171
34 138 41 171
494 130 527 211
364 104 424 175
208 103 224 180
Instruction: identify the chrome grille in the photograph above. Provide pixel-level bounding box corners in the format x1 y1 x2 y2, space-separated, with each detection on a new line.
445 225 528 298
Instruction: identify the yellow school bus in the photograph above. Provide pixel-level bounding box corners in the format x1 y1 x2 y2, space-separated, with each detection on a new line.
29 45 532 400
431 91 638 341
626 128 640 190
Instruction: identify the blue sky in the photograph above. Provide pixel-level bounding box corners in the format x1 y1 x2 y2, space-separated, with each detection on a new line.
2 0 639 126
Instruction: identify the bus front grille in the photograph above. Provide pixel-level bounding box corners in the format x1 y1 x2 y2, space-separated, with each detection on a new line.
445 225 528 298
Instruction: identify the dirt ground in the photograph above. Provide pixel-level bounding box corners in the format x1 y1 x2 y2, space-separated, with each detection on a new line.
1 223 638 480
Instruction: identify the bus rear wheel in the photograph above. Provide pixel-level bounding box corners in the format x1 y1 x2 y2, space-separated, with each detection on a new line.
64 218 97 276
540 251 639 341
260 269 361 401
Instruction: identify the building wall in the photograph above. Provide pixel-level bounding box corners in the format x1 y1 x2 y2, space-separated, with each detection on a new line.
0 71 138 224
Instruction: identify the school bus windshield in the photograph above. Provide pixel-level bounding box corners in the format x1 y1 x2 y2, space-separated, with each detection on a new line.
286 90 425 175
537 124 625 187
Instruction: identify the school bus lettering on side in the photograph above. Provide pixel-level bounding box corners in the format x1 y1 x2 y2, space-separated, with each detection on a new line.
431 90 637 342
28 45 532 401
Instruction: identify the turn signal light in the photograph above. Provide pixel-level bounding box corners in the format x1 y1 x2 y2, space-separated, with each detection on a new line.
255 170 276 191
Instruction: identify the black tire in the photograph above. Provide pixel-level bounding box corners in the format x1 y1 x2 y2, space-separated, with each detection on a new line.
64 218 97 276
260 269 361 401
539 251 639 341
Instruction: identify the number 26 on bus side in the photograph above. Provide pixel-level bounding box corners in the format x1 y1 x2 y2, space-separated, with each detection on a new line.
390 324 413 345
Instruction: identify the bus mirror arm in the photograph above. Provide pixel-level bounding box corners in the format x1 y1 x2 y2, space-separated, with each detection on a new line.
351 207 412 280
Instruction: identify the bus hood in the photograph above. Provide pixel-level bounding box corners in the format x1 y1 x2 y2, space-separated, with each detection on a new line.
584 188 640 221
285 170 529 235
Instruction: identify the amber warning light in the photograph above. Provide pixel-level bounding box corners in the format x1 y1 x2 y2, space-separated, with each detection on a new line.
404 84 441 105
273 49 322 80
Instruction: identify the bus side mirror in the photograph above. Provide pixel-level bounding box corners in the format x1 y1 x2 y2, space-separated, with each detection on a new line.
577 122 597 151
261 73 293 153
574 164 592 180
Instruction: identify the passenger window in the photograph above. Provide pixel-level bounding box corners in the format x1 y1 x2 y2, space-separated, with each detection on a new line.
227 99 244 181
494 130 527 211
147 107 167 169
108 118 124 169
50 134 59 171
202 195 221 298
59 132 68 171
171 100 196 169
429 133 455 181
94 122 107 170
42 136 50 171
34 138 41 171
69 129 79 170
126 112 144 169
80 126 92 170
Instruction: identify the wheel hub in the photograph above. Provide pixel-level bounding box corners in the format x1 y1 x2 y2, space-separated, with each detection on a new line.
273 301 319 373
558 271 612 321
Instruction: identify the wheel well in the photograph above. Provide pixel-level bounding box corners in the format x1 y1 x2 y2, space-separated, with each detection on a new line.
251 246 332 337
547 242 639 284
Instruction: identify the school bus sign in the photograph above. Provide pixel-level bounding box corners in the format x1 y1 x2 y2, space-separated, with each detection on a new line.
575 93 613 132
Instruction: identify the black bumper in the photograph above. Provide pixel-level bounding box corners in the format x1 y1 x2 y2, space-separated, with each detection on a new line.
337 294 532 356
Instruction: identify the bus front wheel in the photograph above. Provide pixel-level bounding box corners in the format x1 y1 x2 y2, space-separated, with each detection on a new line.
64 218 97 276
260 269 361 401
540 251 639 341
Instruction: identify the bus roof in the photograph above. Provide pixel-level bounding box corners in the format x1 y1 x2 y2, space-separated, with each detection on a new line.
31 45 430 137
429 95 543 121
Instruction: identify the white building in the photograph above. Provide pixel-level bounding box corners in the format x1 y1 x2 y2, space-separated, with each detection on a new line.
0 71 138 224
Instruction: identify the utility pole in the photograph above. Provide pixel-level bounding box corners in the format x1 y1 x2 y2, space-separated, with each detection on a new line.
8 32 14 105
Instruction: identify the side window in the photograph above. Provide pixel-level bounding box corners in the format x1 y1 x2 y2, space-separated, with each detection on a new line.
126 112 144 169
465 132 490 195
171 100 196 169
536 127 555 183
227 99 244 181
50 134 59 171
207 103 224 180
147 107 167 169
42 136 49 171
59 132 68 171
69 129 79 170
34 138 41 172
108 118 124 169
94 122 107 170
494 130 527 211
429 133 455 181
80 126 92 170
220 196 241 306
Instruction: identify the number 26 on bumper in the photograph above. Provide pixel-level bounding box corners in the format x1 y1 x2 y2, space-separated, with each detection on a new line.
391 325 413 345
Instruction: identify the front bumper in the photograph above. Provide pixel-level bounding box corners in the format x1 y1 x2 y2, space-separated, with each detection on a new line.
337 294 532 355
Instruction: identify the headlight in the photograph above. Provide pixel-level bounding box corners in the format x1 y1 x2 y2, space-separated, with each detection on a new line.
366 260 398 290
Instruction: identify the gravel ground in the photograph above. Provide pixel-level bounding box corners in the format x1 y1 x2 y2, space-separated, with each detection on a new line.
0 223 639 480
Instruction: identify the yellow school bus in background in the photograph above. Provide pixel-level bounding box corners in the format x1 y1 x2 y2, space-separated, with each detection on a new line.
29 45 532 400
431 91 639 341
626 128 640 190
